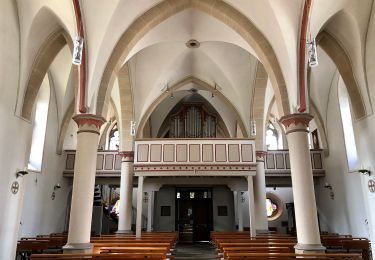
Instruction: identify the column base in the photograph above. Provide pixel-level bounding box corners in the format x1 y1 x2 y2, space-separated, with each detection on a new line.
63 243 93 254
115 229 133 234
294 243 326 253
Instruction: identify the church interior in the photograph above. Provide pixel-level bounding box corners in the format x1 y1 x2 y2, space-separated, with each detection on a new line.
1 0 375 259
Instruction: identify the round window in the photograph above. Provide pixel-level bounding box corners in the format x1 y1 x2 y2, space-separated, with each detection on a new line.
266 193 283 221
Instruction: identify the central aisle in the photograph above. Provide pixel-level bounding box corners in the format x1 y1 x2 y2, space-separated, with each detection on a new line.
174 243 218 260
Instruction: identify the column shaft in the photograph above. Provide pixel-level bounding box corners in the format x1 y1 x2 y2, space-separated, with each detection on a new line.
254 151 268 232
247 176 256 237
147 191 154 232
280 114 324 252
117 152 134 233
65 114 105 251
237 192 243 231
136 176 144 238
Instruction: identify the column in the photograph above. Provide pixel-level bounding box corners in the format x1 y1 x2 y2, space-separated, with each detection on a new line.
233 191 238 229
247 176 256 237
237 192 243 231
147 191 154 232
117 151 134 233
280 113 324 252
254 151 268 232
64 114 105 252
136 176 144 238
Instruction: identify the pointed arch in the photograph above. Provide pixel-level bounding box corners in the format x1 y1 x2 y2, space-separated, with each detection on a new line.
136 76 247 138
317 30 366 120
118 63 134 151
96 0 290 120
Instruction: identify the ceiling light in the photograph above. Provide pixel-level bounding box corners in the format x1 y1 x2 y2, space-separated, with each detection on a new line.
186 39 200 49
307 38 318 67
72 36 83 65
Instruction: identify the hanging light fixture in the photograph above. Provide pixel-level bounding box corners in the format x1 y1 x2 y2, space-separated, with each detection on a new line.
130 121 136 136
307 38 318 67
72 36 83 65
250 120 256 136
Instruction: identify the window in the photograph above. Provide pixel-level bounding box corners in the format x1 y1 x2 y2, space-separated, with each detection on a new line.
266 122 279 150
108 124 119 150
266 193 283 221
338 77 359 171
266 198 278 217
28 76 50 172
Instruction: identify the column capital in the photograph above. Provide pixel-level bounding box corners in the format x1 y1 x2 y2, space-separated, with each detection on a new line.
279 113 313 134
73 114 106 134
256 151 267 162
118 151 134 162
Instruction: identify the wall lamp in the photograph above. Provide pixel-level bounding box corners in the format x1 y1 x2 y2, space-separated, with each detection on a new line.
16 170 28 178
54 183 61 190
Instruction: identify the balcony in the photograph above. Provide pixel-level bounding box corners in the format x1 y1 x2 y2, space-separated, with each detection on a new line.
63 143 325 179
63 150 122 177
265 149 325 177
133 139 257 177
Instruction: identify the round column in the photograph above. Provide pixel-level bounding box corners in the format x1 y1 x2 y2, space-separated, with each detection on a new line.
117 151 134 233
280 113 324 252
254 151 268 232
247 176 256 237
64 114 105 252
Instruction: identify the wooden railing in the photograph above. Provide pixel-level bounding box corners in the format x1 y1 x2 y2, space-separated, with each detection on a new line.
265 149 325 176
63 150 122 177
133 138 257 176
63 146 325 177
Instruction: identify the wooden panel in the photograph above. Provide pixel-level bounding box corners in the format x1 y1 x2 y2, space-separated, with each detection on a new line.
137 144 149 162
150 144 162 162
66 154 75 170
266 154 275 169
228 144 240 162
189 144 200 162
163 144 174 162
96 154 104 170
313 153 323 169
176 144 187 162
114 154 122 170
275 153 285 169
241 144 253 162
104 154 114 170
202 144 213 162
285 154 290 169
215 144 227 162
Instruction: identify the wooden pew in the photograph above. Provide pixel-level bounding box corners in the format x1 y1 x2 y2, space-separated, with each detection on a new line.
225 252 363 259
31 253 168 259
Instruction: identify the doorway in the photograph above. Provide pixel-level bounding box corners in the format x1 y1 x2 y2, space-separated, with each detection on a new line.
176 188 213 243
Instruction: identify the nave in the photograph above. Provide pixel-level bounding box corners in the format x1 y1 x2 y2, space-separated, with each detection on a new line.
17 230 370 259
2 1 375 260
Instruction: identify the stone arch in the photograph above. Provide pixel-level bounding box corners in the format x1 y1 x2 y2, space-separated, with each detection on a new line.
317 31 366 120
136 76 247 139
118 63 134 151
21 30 69 120
56 100 75 154
310 100 329 152
251 62 268 150
21 6 74 120
96 0 290 120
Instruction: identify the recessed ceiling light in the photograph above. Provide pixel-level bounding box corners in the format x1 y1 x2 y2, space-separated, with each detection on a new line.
186 39 200 48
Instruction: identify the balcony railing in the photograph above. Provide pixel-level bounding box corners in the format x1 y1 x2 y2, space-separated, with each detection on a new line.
265 149 325 177
64 150 122 177
63 145 325 178
133 138 257 177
